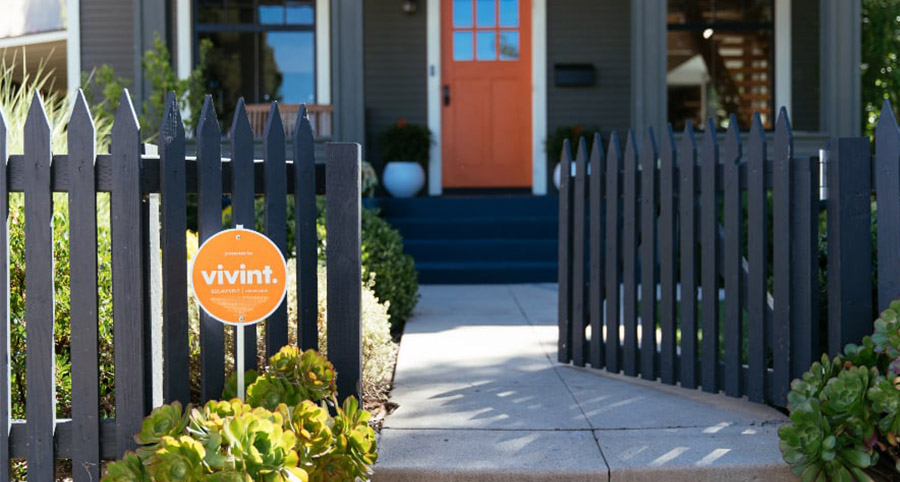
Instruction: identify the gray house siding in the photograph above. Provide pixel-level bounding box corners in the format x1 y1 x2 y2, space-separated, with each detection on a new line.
792 0 819 132
547 1 631 136
363 1 428 169
80 0 136 87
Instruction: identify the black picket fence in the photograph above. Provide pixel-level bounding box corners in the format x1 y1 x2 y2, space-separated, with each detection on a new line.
0 90 362 481
558 104 900 408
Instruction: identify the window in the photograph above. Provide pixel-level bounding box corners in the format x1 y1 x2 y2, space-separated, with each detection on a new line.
196 0 316 126
452 0 520 61
667 0 774 130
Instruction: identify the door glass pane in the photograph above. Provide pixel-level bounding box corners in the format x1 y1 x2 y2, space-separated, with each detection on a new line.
476 0 495 27
263 31 316 104
454 31 474 60
499 0 518 27
453 0 473 27
499 31 519 60
200 31 257 127
476 31 496 60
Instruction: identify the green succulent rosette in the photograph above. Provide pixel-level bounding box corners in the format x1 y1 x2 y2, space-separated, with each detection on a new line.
103 452 148 481
330 396 378 479
247 374 303 411
298 350 337 402
134 402 190 458
288 400 334 461
223 411 308 482
223 369 260 400
145 435 206 482
270 345 302 378
307 454 356 482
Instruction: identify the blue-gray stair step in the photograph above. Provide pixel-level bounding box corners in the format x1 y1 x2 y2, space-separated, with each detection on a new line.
403 239 558 263
386 216 557 240
415 261 557 284
368 196 558 219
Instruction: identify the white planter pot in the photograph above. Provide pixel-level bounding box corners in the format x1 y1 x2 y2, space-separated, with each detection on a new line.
553 161 577 190
383 161 426 198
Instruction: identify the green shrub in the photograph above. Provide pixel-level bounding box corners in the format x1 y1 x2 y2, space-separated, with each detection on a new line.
104 347 378 481
779 299 900 480
316 198 419 330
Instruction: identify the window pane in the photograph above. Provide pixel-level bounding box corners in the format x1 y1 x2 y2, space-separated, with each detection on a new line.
499 0 518 27
476 31 496 60
453 0 473 27
286 3 314 24
263 31 316 104
499 31 519 60
476 0 495 27
200 31 258 127
453 31 474 60
258 5 284 24
666 29 773 130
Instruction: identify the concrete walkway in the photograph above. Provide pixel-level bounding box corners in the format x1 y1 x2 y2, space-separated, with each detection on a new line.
374 284 794 481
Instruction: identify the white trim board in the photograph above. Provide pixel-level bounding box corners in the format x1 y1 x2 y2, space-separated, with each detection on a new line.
316 0 331 104
66 0 81 100
774 0 791 117
0 30 67 49
426 0 548 196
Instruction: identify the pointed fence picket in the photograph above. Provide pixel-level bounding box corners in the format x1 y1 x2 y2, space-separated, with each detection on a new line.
0 89 361 477
556 104 898 407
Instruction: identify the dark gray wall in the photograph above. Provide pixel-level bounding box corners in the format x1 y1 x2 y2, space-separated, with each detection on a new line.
80 0 136 86
547 1 631 136
792 0 820 131
363 1 428 168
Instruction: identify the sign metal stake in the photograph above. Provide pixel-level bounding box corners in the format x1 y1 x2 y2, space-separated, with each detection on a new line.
236 224 245 401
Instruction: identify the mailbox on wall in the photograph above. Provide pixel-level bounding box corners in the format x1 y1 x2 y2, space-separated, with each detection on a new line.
554 64 597 87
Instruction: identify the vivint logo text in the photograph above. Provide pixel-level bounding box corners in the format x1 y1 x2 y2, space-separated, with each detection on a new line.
200 264 278 285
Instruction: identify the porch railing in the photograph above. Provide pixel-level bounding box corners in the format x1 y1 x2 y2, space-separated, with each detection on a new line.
245 103 333 139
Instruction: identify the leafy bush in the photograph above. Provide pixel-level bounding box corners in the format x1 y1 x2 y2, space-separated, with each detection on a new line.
104 347 377 481
378 119 432 166
779 299 900 480
309 266 397 401
316 198 419 330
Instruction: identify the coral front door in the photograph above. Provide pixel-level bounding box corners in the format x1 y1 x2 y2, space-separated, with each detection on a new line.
441 0 532 188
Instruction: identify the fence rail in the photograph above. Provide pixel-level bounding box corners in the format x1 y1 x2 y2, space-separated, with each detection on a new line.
558 105 900 407
0 89 361 481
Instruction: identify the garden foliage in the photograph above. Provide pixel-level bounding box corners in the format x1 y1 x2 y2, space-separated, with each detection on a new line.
780 300 900 481
103 346 377 481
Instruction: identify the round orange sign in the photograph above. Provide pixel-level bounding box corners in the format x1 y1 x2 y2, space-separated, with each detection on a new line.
191 228 287 326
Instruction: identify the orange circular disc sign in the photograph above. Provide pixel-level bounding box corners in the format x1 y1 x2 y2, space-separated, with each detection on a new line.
191 228 287 326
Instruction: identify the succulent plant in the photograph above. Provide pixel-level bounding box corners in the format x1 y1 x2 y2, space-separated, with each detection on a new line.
223 411 308 481
103 452 148 482
103 346 375 482
780 301 900 481
298 349 337 402
246 375 303 411
145 436 206 482
330 396 379 479
223 369 260 400
134 402 190 458
287 400 334 462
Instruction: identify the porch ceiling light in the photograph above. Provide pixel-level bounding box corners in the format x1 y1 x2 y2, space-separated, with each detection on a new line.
702 28 714 39
402 0 418 14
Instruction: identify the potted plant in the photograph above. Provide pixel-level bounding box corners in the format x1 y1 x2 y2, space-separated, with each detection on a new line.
379 119 431 198
545 125 600 190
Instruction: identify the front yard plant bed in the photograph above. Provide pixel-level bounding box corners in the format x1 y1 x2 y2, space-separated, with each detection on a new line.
780 299 900 481
104 346 377 481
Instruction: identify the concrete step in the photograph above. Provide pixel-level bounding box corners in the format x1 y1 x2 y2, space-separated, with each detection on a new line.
387 216 557 241
368 195 559 219
415 261 557 284
403 239 558 263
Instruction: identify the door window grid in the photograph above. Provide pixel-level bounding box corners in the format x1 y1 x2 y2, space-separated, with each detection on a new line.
453 0 519 61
